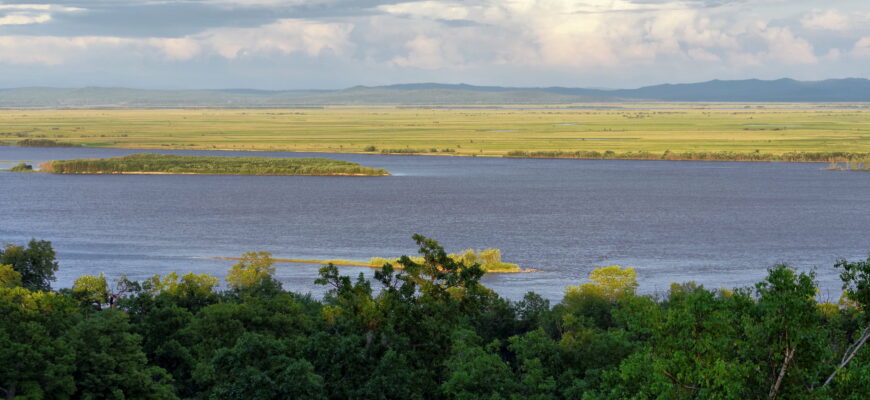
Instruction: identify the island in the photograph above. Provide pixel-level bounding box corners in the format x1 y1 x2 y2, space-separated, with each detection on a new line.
214 248 534 273
36 153 390 176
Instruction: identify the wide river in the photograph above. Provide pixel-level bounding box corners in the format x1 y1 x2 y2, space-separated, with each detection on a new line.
1 147 868 301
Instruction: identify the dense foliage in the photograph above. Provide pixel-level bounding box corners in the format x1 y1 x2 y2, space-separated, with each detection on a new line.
1 235 869 399
42 154 389 176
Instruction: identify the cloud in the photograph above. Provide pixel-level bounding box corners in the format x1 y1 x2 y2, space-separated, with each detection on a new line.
801 9 852 31
0 18 354 65
0 3 82 26
853 37 870 58
759 26 817 64
196 19 354 59
0 0 867 88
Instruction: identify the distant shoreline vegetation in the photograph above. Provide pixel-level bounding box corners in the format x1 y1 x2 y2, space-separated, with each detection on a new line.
827 158 870 171
38 153 390 176
17 138 82 147
504 150 870 163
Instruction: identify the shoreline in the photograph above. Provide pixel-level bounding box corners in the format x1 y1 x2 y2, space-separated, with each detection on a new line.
8 144 867 166
212 256 538 274
49 171 390 176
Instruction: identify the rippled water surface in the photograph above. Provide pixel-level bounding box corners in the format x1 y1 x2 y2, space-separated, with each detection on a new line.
1 146 868 301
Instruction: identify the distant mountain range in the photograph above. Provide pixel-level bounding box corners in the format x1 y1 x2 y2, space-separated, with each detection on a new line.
1 78 868 107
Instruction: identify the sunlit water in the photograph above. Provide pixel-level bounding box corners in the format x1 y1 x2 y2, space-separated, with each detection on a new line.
1 146 868 302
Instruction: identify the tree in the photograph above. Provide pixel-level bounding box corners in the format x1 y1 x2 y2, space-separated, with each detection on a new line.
226 251 277 290
0 239 59 291
72 273 109 310
567 265 638 301
207 333 325 400
0 286 76 400
823 256 870 388
441 329 518 399
0 264 22 288
66 310 178 400
754 264 826 400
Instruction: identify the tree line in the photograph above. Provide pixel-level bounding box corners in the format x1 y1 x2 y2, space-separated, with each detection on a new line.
1 235 869 399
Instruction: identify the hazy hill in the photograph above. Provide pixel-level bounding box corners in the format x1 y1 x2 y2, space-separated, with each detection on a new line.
0 78 867 107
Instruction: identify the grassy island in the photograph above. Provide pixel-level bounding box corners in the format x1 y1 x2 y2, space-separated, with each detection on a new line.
16 138 82 147
39 153 389 176
9 162 34 172
215 248 531 273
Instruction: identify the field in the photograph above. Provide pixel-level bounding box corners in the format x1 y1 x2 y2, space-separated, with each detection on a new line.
1 105 869 159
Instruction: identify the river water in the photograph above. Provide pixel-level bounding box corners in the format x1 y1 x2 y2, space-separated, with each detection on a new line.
1 147 867 301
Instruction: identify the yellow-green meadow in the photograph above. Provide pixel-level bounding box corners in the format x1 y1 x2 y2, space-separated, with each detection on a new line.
2 105 868 160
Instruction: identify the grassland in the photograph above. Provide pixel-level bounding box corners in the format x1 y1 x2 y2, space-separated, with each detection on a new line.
40 153 389 176
1 105 868 161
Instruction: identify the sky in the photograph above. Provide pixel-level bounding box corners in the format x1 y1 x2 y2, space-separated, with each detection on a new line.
0 0 868 89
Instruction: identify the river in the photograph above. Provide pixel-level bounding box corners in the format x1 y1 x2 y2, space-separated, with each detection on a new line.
1 146 868 301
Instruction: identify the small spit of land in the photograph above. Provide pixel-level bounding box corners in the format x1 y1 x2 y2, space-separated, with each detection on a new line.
215 248 531 273
37 153 389 176
1 105 869 163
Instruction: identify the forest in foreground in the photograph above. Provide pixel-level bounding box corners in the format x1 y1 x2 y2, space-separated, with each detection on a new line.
1 235 869 400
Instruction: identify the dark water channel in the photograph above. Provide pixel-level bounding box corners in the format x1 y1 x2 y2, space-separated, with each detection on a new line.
1 147 868 301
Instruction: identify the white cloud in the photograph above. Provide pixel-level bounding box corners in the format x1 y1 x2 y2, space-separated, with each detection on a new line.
801 9 851 31
0 12 51 25
0 18 354 65
0 3 84 26
196 19 354 59
760 26 818 64
853 37 870 58
0 36 128 65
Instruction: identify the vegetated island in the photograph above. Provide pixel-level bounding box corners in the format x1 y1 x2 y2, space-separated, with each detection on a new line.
9 162 34 172
36 153 390 176
16 138 82 147
215 248 533 273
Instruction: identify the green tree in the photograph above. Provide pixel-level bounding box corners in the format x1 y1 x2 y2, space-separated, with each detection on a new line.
71 273 109 310
226 251 277 290
0 239 59 291
0 286 76 400
204 332 325 400
441 329 519 400
66 310 177 400
823 256 870 391
0 264 22 288
753 264 827 400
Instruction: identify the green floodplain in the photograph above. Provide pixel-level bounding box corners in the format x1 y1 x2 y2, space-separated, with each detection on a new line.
32 153 390 176
1 105 869 163
2 235 870 399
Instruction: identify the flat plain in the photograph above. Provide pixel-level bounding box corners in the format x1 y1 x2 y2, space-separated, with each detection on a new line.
1 105 869 158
